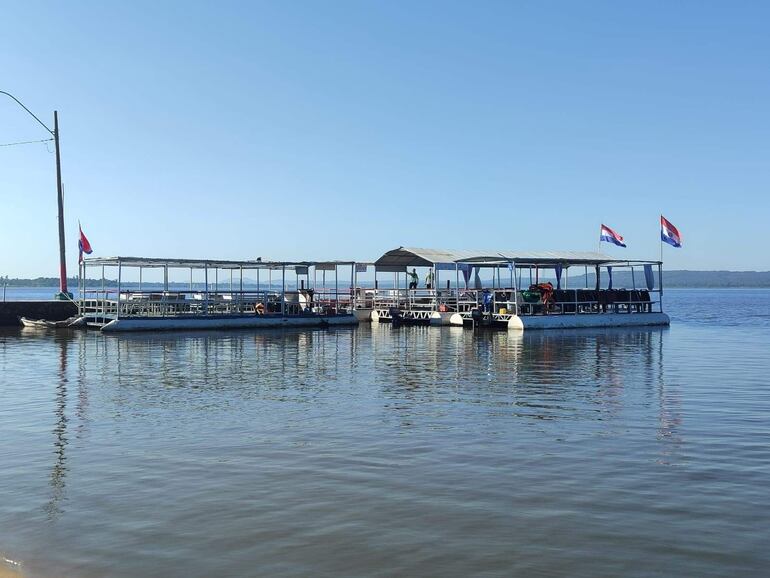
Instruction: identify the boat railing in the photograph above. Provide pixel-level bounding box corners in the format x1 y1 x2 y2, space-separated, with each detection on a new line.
79 287 353 321
364 286 662 317
369 288 463 312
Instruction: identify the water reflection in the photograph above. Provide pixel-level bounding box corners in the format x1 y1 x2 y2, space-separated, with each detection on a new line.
3 293 768 578
44 335 69 520
40 325 679 430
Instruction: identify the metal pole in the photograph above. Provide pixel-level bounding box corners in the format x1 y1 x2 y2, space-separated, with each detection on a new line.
204 265 208 315
455 264 460 310
512 261 517 315
281 265 286 316
77 265 82 313
101 265 105 323
434 265 438 310
0 93 67 298
53 111 69 297
116 262 122 319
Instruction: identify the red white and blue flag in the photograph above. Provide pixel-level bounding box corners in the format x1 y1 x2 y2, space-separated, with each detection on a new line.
78 222 93 263
600 224 626 248
660 215 682 248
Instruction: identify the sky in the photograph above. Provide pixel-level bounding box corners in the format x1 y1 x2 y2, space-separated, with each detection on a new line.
1 0 769 277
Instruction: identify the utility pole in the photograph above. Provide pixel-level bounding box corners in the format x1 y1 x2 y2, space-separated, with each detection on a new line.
0 91 70 299
53 111 69 299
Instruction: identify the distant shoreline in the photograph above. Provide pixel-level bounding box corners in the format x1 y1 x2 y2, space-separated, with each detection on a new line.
3 270 770 290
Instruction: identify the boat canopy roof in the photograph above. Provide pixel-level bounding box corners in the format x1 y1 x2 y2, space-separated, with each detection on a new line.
459 250 616 265
83 256 367 270
374 246 643 270
374 247 484 269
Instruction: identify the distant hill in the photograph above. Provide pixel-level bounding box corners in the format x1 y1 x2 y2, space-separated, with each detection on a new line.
654 270 770 288
566 270 770 288
3 270 770 288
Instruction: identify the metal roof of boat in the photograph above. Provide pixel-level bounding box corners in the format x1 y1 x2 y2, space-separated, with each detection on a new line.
459 250 616 265
374 247 616 267
374 247 482 267
82 256 364 269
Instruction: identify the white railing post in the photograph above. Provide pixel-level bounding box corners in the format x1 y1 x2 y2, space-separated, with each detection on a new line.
116 262 121 320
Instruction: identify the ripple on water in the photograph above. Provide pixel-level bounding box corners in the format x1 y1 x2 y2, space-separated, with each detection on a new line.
0 290 769 577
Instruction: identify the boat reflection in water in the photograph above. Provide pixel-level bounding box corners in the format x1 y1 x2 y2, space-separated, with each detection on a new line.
85 324 677 427
3 323 692 578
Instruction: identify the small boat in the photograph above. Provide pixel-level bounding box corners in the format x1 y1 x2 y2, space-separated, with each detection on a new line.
20 316 86 329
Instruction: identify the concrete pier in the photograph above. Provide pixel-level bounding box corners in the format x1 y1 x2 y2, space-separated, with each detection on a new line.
0 301 77 326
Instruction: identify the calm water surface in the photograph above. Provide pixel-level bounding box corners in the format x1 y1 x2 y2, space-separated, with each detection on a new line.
1 289 769 577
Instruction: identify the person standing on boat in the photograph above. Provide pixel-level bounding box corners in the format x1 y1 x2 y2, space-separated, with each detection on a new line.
425 269 434 290
408 268 419 290
482 289 494 313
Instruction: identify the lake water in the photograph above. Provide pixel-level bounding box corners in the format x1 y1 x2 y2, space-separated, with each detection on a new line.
1 289 769 577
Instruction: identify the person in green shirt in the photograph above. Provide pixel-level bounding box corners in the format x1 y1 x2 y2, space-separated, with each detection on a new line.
408 268 419 290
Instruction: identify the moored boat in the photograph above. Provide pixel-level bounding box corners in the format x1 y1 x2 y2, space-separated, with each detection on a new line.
365 247 670 331
20 315 86 329
78 257 362 332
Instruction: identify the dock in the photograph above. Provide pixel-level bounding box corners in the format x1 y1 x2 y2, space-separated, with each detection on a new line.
0 300 77 327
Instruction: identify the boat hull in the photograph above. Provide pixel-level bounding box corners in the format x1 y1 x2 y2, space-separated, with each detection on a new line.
20 316 86 329
450 312 670 330
510 312 670 330
100 314 359 332
353 308 372 322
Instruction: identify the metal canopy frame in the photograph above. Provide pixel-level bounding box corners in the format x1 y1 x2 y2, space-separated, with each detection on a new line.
83 256 363 270
373 247 661 270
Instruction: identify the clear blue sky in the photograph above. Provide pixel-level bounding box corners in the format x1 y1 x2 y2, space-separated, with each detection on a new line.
2 0 768 277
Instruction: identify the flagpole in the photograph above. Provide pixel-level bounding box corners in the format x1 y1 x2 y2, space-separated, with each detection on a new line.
659 214 663 264
659 214 664 314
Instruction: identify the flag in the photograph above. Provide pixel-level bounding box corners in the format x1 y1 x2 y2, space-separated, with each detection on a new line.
600 224 626 247
660 215 682 248
78 222 93 263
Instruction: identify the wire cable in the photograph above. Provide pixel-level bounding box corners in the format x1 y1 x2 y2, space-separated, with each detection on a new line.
0 137 54 147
